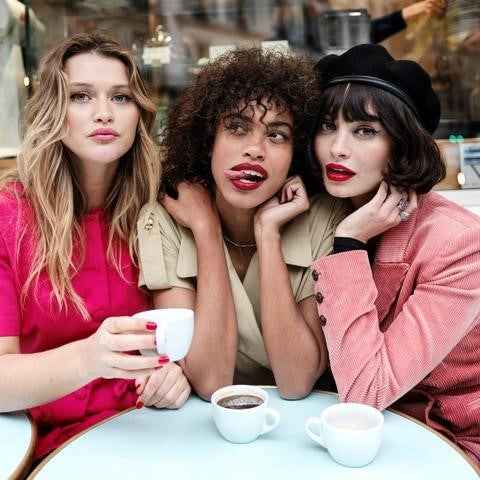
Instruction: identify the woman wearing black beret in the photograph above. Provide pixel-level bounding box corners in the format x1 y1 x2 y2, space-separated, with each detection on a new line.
310 43 480 466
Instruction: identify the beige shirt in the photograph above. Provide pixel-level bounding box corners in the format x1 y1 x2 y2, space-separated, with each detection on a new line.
137 193 347 385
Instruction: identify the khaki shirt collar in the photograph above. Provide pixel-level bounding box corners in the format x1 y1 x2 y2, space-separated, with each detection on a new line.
176 211 312 279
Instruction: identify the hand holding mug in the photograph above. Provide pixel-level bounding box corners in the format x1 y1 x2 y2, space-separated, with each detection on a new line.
82 315 166 381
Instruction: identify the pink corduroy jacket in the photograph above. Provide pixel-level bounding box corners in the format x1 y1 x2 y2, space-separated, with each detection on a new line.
311 191 480 465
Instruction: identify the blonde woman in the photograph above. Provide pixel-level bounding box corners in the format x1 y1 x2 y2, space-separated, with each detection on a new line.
0 32 190 460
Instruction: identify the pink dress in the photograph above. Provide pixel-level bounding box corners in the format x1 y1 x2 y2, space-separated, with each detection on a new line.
0 188 150 458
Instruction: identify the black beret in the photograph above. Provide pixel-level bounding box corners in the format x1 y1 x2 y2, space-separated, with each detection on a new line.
314 44 441 134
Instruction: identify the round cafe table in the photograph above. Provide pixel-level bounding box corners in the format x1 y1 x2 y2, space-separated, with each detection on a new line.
0 411 36 480
29 389 479 479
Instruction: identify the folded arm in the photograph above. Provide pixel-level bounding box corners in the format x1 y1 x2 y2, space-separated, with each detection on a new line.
153 184 238 401
311 227 480 410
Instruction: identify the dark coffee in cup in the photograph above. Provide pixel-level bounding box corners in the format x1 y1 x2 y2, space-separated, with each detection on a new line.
217 394 264 409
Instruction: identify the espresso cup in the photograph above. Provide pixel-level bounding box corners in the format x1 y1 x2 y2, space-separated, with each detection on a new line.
211 385 280 444
133 308 194 362
305 402 384 467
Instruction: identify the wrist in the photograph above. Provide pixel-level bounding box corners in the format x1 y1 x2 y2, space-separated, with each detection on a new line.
335 226 369 244
191 215 221 236
255 225 281 246
75 337 97 384
192 222 223 244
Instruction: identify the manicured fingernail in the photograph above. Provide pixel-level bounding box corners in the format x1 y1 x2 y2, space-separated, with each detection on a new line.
146 322 157 331
136 401 144 409
158 356 170 365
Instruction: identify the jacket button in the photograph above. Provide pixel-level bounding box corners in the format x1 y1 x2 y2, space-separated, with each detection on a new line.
312 269 319 281
318 315 327 326
315 292 324 303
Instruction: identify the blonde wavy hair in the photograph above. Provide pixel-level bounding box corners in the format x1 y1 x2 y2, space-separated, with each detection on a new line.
1 32 160 319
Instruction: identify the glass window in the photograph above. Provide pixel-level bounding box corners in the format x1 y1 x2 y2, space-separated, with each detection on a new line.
1 0 479 189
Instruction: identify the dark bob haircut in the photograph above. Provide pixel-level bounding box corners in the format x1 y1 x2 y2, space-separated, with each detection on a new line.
160 48 319 194
311 83 446 194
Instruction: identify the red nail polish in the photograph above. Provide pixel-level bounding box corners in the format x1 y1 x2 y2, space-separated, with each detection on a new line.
158 356 170 365
136 401 144 409
146 322 157 331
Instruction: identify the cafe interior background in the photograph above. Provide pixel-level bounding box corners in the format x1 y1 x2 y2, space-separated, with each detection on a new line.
1 0 479 213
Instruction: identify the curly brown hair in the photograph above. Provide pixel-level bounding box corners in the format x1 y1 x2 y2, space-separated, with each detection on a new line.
160 48 320 194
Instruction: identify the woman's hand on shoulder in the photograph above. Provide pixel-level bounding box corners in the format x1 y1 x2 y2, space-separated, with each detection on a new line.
81 316 167 382
135 362 191 409
335 181 418 243
160 182 220 234
254 175 310 234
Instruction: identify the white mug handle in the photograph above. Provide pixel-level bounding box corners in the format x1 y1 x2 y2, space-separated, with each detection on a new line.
155 322 167 355
260 408 280 436
305 417 326 447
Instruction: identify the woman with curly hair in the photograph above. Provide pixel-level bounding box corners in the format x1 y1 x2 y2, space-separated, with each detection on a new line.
137 48 347 401
0 32 189 461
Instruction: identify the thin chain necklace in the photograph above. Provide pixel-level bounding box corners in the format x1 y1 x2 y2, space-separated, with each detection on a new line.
223 235 256 248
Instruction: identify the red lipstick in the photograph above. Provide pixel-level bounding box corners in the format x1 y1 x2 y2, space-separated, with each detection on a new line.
325 162 356 182
224 163 268 191
88 128 119 142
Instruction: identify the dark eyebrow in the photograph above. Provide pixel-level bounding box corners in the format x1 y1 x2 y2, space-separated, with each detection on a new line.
268 121 293 131
224 113 292 131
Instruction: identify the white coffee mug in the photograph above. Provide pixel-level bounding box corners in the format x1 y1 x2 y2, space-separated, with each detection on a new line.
133 308 194 362
305 402 384 467
211 385 280 444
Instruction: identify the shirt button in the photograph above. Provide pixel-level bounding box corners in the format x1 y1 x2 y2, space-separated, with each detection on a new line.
318 315 327 326
312 269 319 281
315 292 324 303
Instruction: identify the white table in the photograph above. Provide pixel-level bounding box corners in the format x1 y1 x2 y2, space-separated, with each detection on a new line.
0 411 36 479
29 389 479 479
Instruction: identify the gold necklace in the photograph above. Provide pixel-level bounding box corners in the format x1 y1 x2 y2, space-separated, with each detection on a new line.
223 235 256 248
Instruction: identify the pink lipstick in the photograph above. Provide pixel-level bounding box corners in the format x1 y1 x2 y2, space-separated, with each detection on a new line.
88 128 119 142
325 162 356 182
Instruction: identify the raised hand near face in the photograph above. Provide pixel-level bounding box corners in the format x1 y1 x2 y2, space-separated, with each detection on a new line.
254 175 310 235
160 182 220 235
335 181 418 243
